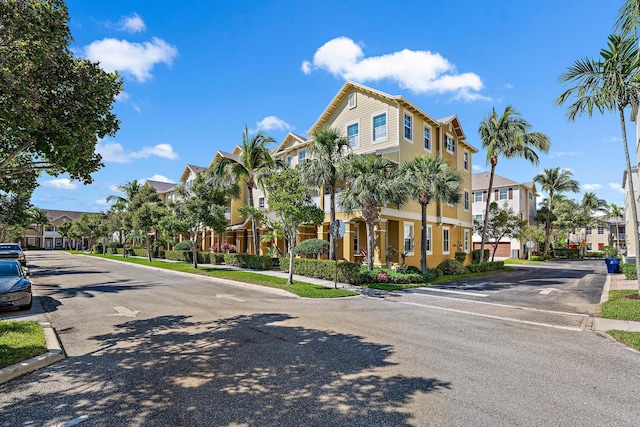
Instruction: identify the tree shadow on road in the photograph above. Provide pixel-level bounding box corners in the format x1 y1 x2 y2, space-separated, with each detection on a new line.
0 313 450 426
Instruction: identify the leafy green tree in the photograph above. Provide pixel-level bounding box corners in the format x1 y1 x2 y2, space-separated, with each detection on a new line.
73 213 106 252
264 168 325 284
210 125 279 255
555 33 640 292
299 126 351 261
533 168 580 256
400 154 463 273
0 190 32 242
0 0 122 189
56 221 72 250
473 202 526 261
477 105 551 263
338 155 407 271
161 173 228 268
29 207 50 248
133 204 166 262
106 180 142 207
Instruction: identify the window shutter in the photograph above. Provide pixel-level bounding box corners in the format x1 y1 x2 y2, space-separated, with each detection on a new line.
508 188 513 199
483 191 487 202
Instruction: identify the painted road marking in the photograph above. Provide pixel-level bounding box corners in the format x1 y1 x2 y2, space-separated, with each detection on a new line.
110 306 140 317
420 288 489 297
216 294 246 303
55 415 89 427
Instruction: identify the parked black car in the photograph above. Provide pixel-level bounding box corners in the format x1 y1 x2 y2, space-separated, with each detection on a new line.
0 260 32 311
0 243 27 267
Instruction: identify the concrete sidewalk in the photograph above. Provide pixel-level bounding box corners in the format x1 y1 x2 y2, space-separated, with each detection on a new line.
593 273 640 332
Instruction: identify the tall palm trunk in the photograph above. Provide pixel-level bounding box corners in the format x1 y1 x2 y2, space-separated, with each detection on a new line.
479 160 497 263
420 201 429 274
544 193 554 256
618 108 640 294
329 186 336 260
247 183 260 256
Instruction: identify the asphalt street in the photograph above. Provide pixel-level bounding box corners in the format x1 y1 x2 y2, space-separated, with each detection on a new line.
1 252 639 426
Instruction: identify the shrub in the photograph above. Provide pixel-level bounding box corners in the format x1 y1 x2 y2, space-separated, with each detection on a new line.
132 248 148 257
197 252 211 264
454 251 467 263
554 248 580 259
210 253 225 265
622 263 637 280
466 261 505 273
223 254 273 270
164 250 192 262
437 259 466 275
91 243 103 253
174 240 193 250
279 257 361 284
529 255 544 261
294 239 329 257
472 249 490 264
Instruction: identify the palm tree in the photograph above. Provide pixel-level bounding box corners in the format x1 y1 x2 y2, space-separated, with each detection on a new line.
210 125 278 255
607 202 625 251
581 192 608 214
106 180 142 207
29 208 49 249
555 33 640 293
477 106 551 263
533 167 580 256
337 154 407 271
300 126 351 261
616 0 640 39
400 154 463 273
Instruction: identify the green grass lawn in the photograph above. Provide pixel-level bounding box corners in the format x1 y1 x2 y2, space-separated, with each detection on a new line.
0 321 47 369
607 330 640 351
84 253 358 298
601 290 640 321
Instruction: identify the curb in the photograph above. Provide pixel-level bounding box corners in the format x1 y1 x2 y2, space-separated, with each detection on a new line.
0 322 65 386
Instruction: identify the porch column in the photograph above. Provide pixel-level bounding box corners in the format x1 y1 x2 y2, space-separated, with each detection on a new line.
341 221 355 262
374 219 388 267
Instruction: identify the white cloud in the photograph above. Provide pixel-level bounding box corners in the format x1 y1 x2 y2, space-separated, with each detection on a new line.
83 37 178 82
144 174 175 183
97 140 179 163
302 37 488 101
42 178 77 190
116 91 129 101
549 151 584 158
119 13 146 33
255 116 292 132
583 183 602 190
504 83 513 89
95 198 111 206
609 182 624 193
472 164 485 172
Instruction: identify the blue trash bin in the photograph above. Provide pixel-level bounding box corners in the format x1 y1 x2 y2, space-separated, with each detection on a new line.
605 257 620 274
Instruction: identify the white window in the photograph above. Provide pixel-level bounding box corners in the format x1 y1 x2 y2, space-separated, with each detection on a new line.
373 113 387 141
443 227 450 254
353 227 359 253
464 152 469 170
403 113 412 141
298 150 306 162
464 230 470 253
348 92 356 109
445 135 455 153
404 222 414 253
464 190 469 211
424 126 431 151
474 191 482 203
598 227 604 235
587 242 593 250
347 123 359 148
586 227 592 235
474 214 483 223
287 156 292 167
258 197 265 209
426 225 432 253
499 188 508 200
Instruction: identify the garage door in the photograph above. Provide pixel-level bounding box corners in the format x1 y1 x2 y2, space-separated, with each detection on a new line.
474 242 511 258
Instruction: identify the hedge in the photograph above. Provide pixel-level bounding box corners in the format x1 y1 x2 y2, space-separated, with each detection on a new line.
472 249 490 264
279 257 361 284
465 261 505 273
622 263 637 280
224 254 273 270
554 248 580 259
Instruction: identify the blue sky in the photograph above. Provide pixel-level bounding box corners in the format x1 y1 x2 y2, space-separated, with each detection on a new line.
32 0 630 212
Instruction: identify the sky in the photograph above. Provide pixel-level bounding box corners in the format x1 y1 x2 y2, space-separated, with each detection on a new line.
31 0 632 212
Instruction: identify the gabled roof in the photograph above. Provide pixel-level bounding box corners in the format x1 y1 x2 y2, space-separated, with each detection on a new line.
209 150 240 169
145 180 177 194
179 164 206 183
307 81 478 153
472 172 520 191
44 209 88 222
272 133 310 157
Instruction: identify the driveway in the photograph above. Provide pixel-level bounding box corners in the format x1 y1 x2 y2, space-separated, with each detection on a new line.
398 259 606 315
